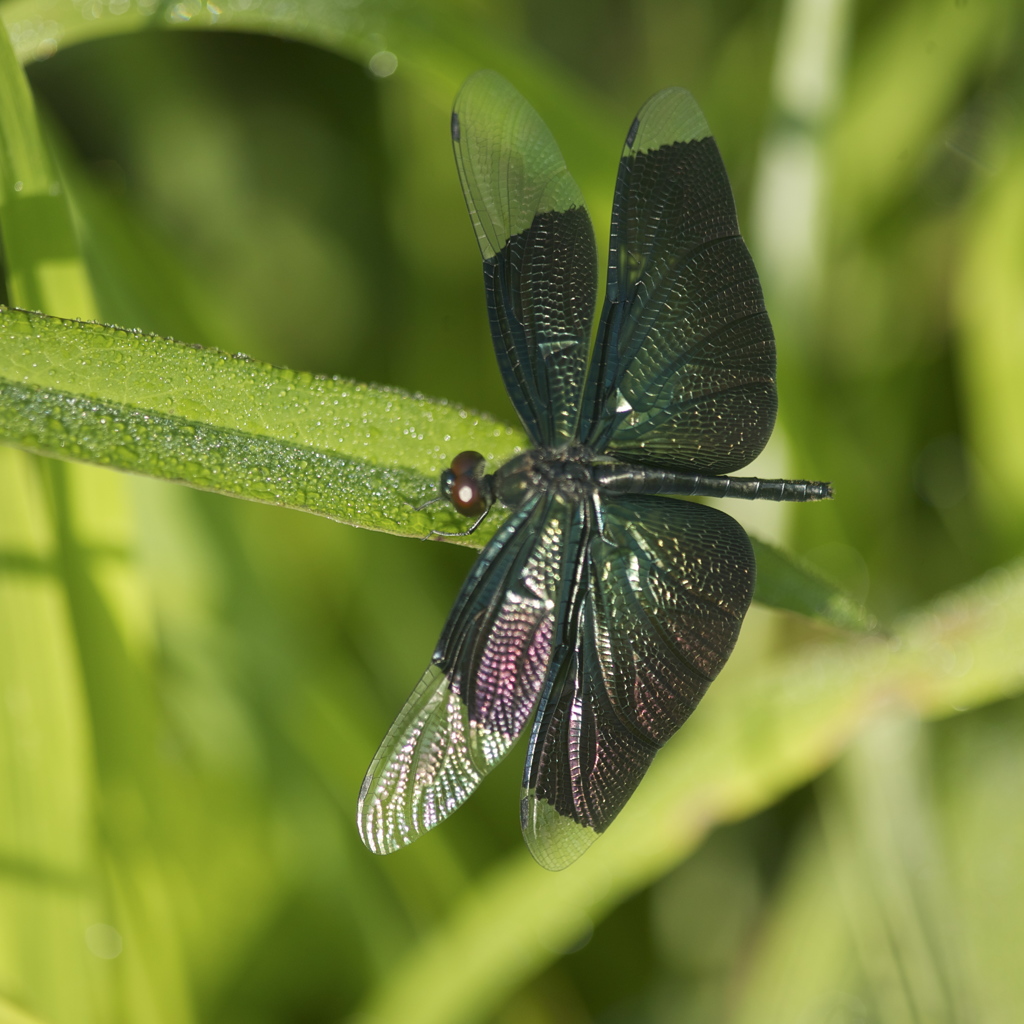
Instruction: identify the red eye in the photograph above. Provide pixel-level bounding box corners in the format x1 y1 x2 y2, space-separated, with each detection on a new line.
440 450 494 519
451 475 486 515
450 450 486 477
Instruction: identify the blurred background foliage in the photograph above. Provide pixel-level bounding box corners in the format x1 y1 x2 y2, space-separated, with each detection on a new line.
0 0 1023 1021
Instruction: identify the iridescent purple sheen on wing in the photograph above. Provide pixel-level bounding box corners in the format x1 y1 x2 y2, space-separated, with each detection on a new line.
359 493 581 854
522 495 754 869
469 609 555 738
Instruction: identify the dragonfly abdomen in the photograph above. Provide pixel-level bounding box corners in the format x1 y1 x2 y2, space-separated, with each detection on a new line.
594 464 832 502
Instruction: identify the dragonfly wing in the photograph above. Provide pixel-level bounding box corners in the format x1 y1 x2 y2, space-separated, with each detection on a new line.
452 70 597 446
581 88 777 473
522 495 754 870
358 493 584 854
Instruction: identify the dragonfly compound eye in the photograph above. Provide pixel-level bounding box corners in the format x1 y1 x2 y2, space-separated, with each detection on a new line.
450 474 489 516
442 451 492 516
450 450 486 477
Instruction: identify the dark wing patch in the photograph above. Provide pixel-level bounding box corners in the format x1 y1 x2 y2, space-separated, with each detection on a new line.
453 70 596 446
581 88 777 474
522 495 754 870
358 493 582 854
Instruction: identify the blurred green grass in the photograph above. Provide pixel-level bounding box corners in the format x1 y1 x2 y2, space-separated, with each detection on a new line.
0 1 1023 1022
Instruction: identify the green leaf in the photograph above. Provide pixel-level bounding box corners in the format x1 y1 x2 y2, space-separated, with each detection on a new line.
954 134 1024 556
0 12 94 317
0 447 101 1024
817 716 973 1022
827 0 1000 245
1 20 212 1022
0 19 113 1024
750 535 877 632
0 306 524 544
728 822 854 1024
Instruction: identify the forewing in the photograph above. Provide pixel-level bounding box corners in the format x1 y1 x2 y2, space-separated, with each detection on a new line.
358 493 583 855
580 88 777 473
522 496 754 870
452 70 597 446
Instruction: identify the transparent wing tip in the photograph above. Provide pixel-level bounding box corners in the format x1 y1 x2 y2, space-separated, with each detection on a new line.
522 790 600 871
357 664 519 857
628 87 711 154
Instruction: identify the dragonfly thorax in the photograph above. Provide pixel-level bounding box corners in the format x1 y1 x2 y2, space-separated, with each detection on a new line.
438 446 602 534
492 446 599 511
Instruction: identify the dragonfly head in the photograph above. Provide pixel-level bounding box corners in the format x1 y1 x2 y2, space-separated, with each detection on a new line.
440 450 495 518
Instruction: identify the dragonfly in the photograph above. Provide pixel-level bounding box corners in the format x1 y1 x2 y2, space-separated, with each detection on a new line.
358 70 831 870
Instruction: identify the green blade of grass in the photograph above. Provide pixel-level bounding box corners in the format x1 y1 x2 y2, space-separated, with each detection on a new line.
827 0 999 247
0 447 99 1024
954 134 1024 556
0 306 522 544
1 19 203 1021
818 716 973 1023
729 822 855 1024
0 19 108 1024
0 6 93 318
750 536 876 633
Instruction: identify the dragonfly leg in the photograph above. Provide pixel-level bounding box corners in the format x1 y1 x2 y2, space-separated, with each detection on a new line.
427 508 491 538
